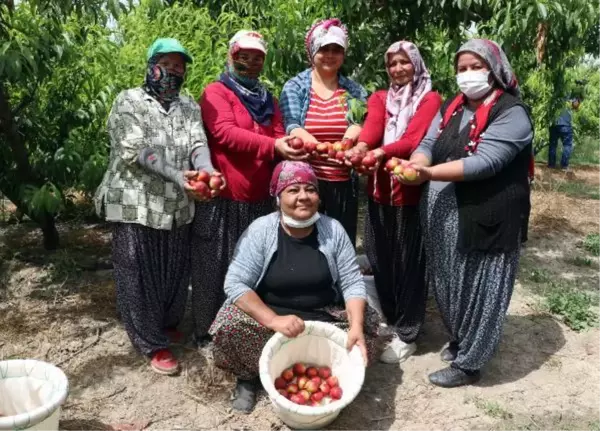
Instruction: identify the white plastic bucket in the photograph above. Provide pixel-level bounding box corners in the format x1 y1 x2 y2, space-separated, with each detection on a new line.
0 360 69 431
259 321 365 430
356 254 384 318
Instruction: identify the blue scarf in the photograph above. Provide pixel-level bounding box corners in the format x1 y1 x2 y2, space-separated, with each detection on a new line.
219 71 275 125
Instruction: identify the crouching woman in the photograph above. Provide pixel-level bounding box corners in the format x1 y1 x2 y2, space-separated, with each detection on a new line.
209 161 383 413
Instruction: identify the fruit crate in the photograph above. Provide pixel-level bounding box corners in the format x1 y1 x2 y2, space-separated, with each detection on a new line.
259 321 365 430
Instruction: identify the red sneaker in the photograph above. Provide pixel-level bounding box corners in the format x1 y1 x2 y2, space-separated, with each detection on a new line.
150 349 179 375
165 329 184 344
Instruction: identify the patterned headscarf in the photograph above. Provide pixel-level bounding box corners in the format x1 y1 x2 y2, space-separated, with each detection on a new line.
269 161 318 197
455 39 519 96
144 55 185 107
384 41 432 145
304 18 348 63
219 30 275 125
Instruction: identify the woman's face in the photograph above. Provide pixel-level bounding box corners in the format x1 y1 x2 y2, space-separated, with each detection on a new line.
232 49 265 79
157 53 186 76
313 44 345 75
456 52 490 75
279 183 319 221
387 50 415 87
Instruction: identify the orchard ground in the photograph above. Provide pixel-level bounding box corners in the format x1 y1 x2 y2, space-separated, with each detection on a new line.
0 164 598 431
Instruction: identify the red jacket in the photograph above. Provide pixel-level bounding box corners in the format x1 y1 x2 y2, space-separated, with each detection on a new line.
200 82 286 202
358 90 441 206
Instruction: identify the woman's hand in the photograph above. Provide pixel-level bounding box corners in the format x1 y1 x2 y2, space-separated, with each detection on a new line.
346 324 368 365
267 315 305 338
365 148 385 174
275 137 310 161
344 142 369 167
208 170 227 198
395 163 432 186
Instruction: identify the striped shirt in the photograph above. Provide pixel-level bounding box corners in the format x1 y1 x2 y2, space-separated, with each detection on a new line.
304 88 351 181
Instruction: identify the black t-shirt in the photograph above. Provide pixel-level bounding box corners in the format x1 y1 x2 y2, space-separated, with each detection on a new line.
256 224 337 321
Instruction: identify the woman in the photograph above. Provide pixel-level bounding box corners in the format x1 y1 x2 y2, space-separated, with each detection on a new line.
354 41 441 363
192 31 302 345
94 38 223 375
209 161 384 413
400 39 533 387
280 18 367 246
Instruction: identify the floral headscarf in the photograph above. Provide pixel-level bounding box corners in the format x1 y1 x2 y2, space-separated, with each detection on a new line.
384 41 432 145
144 55 185 106
304 18 348 64
269 161 318 197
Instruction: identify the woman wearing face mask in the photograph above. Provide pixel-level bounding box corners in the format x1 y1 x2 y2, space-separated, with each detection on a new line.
353 41 441 364
208 161 384 413
400 39 533 387
280 18 368 246
94 38 223 375
192 31 301 346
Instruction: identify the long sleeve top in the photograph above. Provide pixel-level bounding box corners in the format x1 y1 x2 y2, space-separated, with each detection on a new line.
223 212 367 305
199 82 286 202
358 90 441 206
94 88 212 229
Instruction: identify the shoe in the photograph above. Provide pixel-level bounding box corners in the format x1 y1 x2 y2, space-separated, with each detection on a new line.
440 341 459 362
232 378 259 414
165 328 184 344
150 349 179 376
379 334 416 364
428 365 480 388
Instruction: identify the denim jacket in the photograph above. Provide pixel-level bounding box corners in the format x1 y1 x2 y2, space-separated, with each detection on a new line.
279 69 368 135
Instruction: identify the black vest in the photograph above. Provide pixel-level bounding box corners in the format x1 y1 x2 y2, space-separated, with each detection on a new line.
431 93 532 252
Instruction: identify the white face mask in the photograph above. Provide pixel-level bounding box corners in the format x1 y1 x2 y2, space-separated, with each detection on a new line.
281 211 320 228
277 196 320 228
456 70 492 100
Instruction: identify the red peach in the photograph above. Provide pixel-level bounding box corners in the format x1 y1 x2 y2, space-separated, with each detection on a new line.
297 376 309 390
318 367 331 379
286 383 299 394
385 158 399 171
393 165 404 176
332 142 343 152
319 382 330 394
330 386 343 400
208 175 224 190
290 393 305 405
293 363 306 376
306 367 318 378
299 389 311 401
304 142 317 153
316 143 329 153
196 170 210 183
281 368 294 382
326 376 338 387
289 137 304 150
310 376 321 386
403 166 417 181
277 389 289 398
362 154 377 167
349 154 363 166
304 380 319 393
274 377 287 390
311 391 324 403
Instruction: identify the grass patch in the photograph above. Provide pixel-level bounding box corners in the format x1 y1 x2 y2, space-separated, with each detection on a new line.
583 233 600 256
527 267 552 283
566 256 594 267
545 282 598 331
555 180 600 200
470 397 513 420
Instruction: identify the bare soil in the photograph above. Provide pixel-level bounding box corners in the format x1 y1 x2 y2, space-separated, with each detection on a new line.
1 165 598 430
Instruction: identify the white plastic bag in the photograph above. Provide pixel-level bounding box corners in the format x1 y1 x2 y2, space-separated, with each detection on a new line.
356 254 384 318
0 360 69 431
259 321 365 430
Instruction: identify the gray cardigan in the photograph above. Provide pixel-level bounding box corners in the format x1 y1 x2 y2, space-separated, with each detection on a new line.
223 212 367 305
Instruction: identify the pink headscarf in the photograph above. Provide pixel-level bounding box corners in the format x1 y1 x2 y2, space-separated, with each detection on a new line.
269 161 318 197
384 41 432 145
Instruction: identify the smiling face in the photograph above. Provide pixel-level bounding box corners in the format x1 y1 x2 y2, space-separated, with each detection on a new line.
313 44 345 75
279 183 319 221
231 48 265 79
156 52 186 76
387 50 415 87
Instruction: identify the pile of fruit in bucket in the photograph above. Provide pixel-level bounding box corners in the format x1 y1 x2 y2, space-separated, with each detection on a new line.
187 170 224 198
274 363 343 406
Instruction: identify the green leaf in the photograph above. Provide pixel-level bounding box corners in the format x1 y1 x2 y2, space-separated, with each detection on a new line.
537 2 548 19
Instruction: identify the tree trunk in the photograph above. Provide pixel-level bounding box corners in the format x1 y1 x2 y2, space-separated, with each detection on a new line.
0 82 60 250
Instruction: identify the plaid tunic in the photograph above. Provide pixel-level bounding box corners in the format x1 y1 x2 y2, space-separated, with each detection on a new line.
94 88 208 230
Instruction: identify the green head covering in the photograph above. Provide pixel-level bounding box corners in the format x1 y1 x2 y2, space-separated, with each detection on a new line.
147 38 193 63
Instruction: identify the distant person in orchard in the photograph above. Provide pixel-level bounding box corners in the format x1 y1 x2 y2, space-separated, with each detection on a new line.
353 40 441 364
209 161 384 413
191 31 302 347
548 97 580 170
280 18 368 246
401 39 533 387
94 38 224 375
